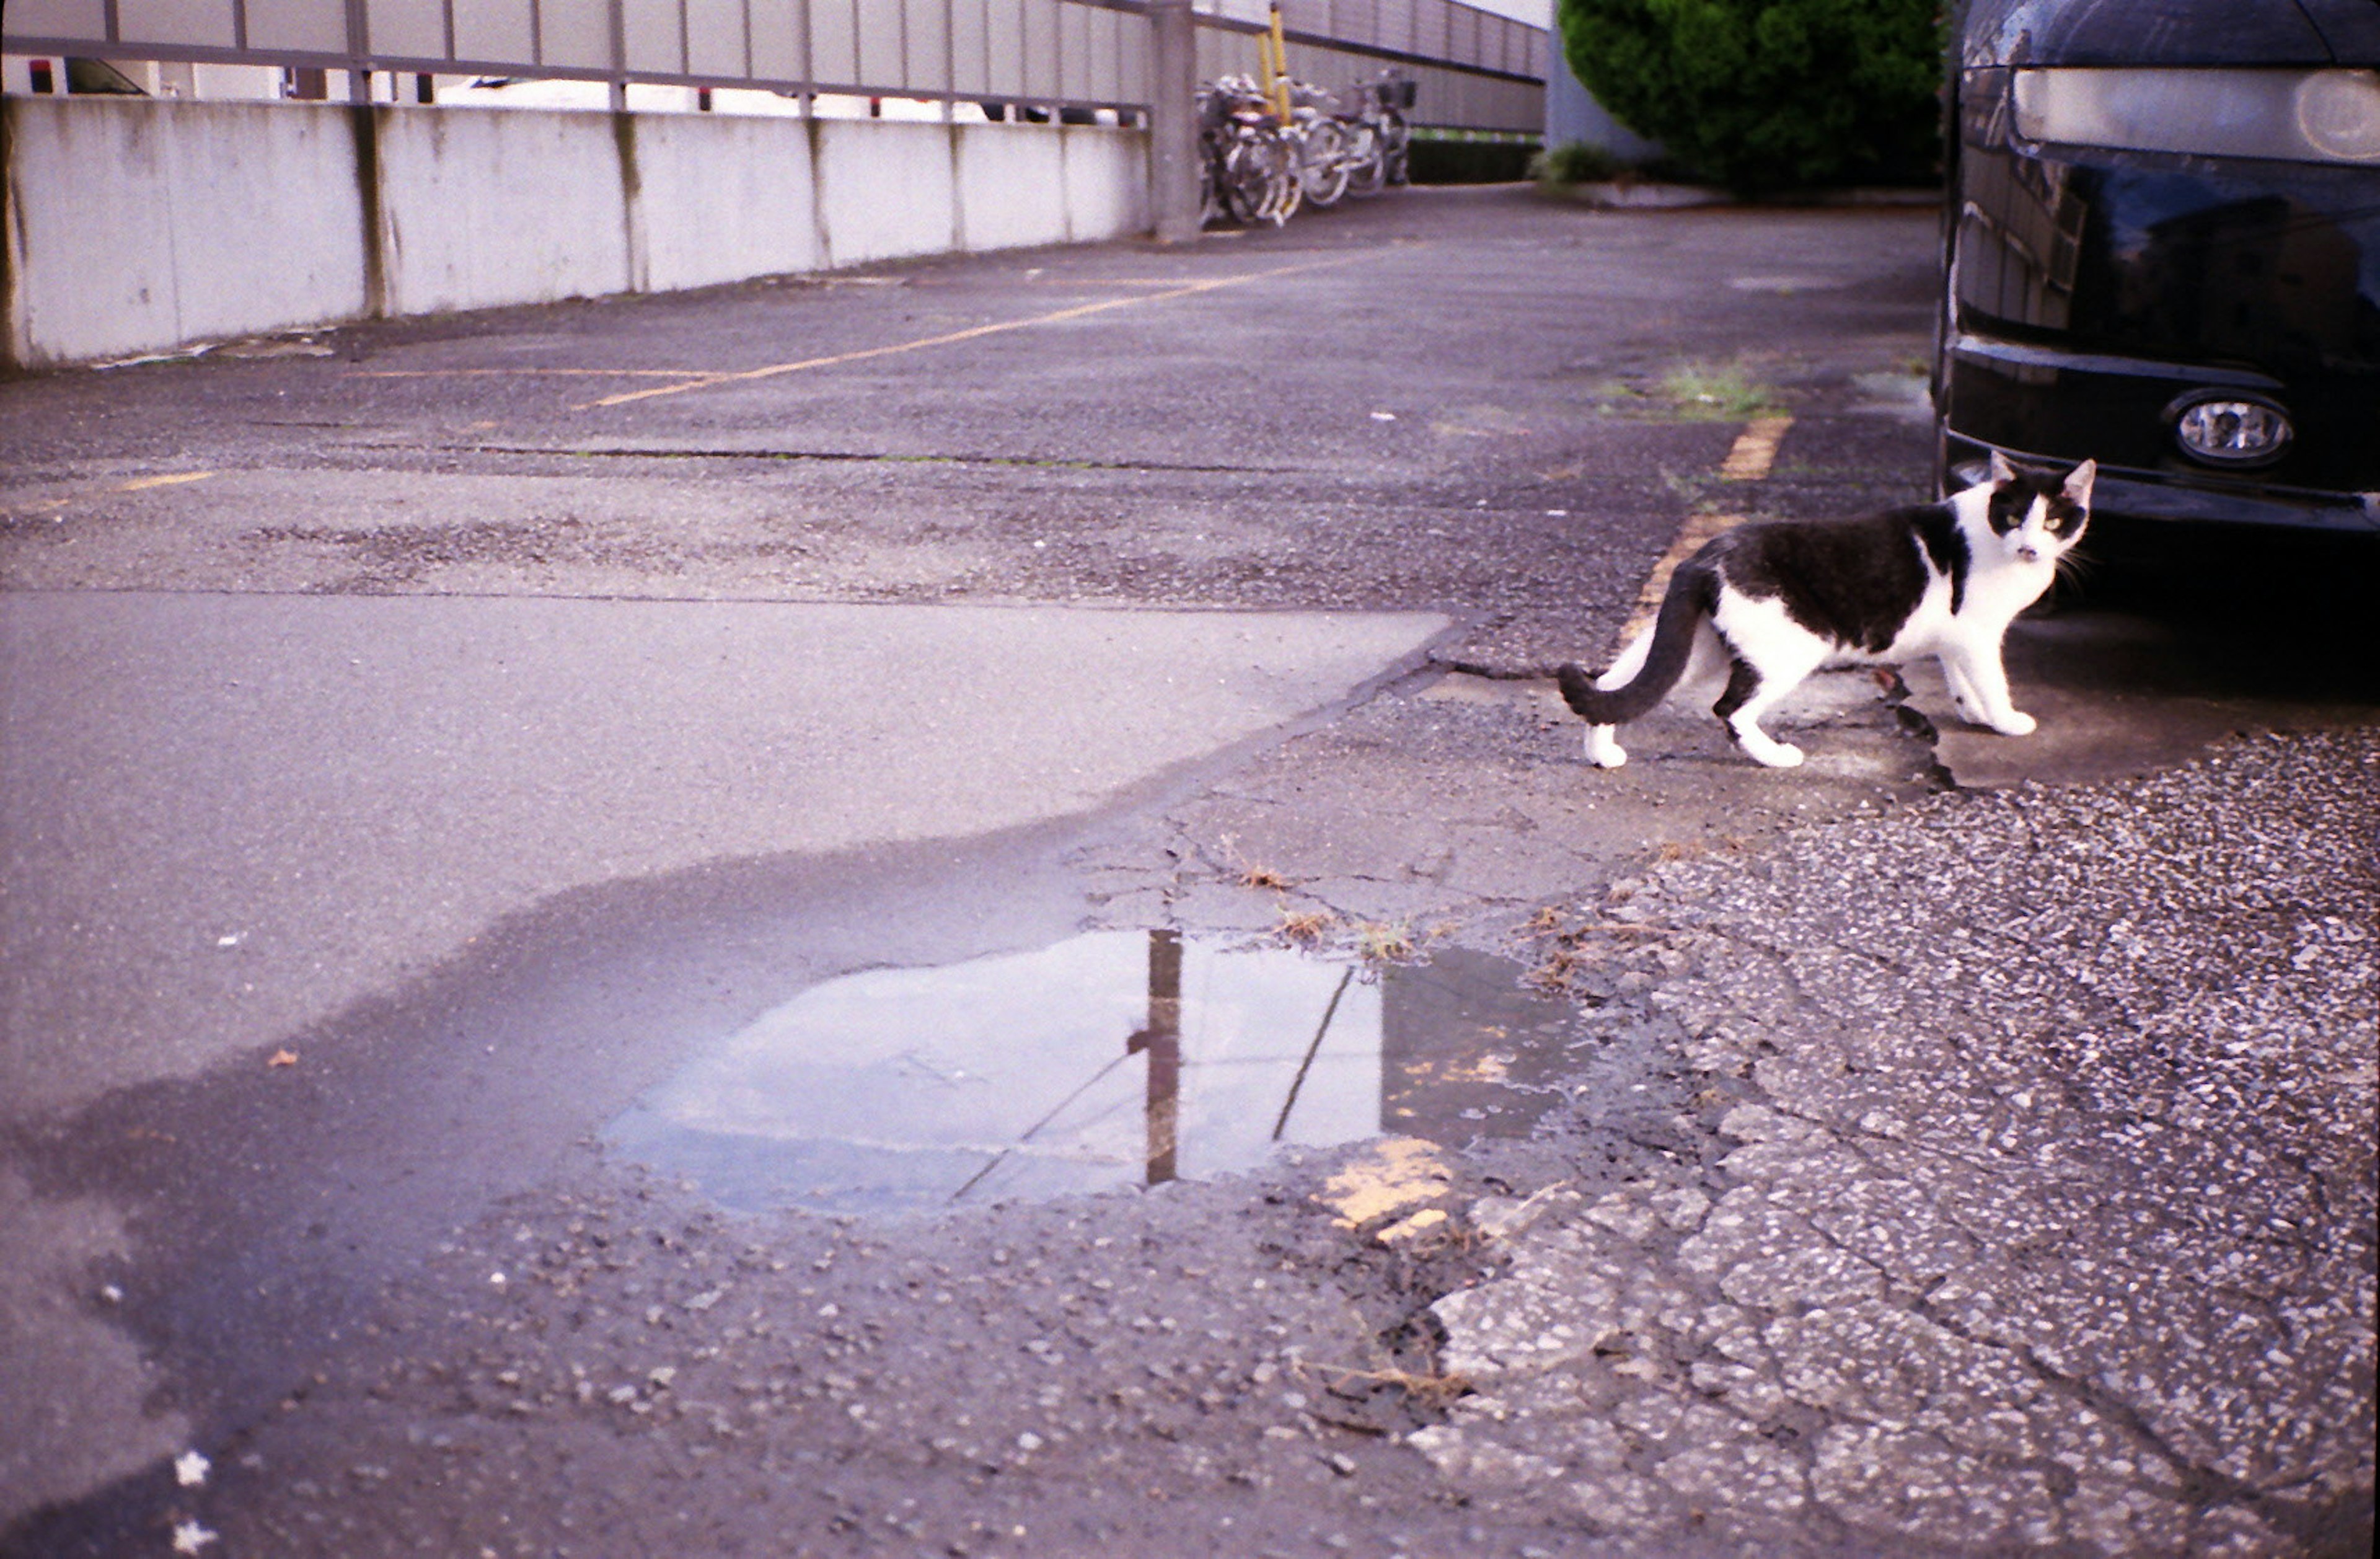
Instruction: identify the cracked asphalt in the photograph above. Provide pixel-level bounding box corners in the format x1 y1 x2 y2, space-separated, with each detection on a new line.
2 185 2373 1557
1427 730 2376 1555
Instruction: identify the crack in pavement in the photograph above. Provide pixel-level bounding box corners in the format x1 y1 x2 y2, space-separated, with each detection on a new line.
384 443 1310 477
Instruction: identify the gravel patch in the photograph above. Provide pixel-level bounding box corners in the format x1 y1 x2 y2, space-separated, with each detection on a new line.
1428 729 2378 1555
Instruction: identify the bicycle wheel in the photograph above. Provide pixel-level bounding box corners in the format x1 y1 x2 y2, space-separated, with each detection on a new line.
1222 135 1276 225
1260 130 1302 225
1342 120 1385 197
1381 112 1410 186
1199 133 1227 225
1298 117 1352 208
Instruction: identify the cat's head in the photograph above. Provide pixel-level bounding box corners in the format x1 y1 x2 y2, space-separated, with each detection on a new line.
1978 451 2094 566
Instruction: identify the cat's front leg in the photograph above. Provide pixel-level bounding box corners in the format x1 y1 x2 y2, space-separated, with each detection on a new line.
1939 642 2035 736
1940 658 1990 727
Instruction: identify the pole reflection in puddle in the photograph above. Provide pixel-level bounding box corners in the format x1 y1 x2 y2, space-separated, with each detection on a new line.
606 929 1386 1218
1126 929 1184 1187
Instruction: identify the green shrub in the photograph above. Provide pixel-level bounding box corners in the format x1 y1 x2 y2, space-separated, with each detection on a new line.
1558 0 1944 196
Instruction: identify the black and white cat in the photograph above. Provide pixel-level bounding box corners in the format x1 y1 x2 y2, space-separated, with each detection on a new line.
1558 453 2093 768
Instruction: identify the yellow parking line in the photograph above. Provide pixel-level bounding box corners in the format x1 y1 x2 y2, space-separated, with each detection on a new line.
352 368 713 379
1620 509 1745 644
9 470 216 516
572 252 1387 412
1612 416 1792 647
1717 414 1792 480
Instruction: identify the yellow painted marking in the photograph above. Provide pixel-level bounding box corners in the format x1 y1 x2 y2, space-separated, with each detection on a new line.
573 253 1384 412
9 470 216 516
1608 415 1794 650
1315 1136 1453 1231
1378 1208 1450 1244
1619 508 1745 646
351 368 721 379
1718 414 1792 480
1025 276 1210 288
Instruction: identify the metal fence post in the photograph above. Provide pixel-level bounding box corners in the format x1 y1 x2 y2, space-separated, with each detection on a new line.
610 0 629 111
1147 0 1197 241
344 0 372 103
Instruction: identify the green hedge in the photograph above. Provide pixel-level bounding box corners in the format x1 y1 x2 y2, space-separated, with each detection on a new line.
1407 138 1540 184
1558 0 1943 195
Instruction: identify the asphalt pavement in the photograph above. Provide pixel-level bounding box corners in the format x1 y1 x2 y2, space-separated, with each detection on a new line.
1 185 2372 1557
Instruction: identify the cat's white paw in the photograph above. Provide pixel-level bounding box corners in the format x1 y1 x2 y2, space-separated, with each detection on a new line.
1585 728 1628 768
1746 740 1805 768
1991 710 2038 736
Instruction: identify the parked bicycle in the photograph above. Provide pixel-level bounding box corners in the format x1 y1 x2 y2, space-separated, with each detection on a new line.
1196 68 1414 228
1285 81 1355 210
1198 74 1301 227
1346 70 1415 197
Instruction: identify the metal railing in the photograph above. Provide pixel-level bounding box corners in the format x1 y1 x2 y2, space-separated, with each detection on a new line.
4 0 1543 128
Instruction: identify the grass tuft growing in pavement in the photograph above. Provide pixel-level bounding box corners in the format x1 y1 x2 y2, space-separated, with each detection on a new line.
1654 360 1785 420
1276 908 1335 945
1355 921 1419 965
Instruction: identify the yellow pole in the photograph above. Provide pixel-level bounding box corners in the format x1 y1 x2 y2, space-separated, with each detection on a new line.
1268 6 1291 120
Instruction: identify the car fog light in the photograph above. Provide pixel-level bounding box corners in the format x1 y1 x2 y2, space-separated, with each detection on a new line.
2171 396 2291 467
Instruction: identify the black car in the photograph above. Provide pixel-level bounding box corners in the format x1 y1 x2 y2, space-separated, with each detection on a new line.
1934 0 2380 539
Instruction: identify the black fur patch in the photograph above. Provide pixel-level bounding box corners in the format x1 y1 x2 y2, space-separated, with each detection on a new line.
1713 653 1763 728
1913 504 1972 614
1706 503 1952 654
1556 562 1721 724
1986 470 2086 538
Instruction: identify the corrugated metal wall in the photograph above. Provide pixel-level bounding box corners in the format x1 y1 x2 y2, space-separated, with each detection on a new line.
6 0 1541 127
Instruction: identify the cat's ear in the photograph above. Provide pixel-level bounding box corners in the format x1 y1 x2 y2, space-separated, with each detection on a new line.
1988 449 2017 486
2061 459 2097 508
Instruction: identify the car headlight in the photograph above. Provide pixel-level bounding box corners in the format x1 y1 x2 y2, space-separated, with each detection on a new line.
2166 391 2294 467
2012 68 2380 165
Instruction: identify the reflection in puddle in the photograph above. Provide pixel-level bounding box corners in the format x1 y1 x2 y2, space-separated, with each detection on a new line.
608 932 1574 1217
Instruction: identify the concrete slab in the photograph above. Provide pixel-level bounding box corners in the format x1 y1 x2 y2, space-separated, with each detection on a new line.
0 592 1447 1120
1905 609 2375 790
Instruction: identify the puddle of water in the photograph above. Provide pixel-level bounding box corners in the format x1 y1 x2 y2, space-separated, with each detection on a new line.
607 931 1576 1219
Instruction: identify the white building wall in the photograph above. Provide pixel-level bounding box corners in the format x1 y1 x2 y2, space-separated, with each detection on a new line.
1058 123 1144 241
633 110 824 289
954 119 1070 252
373 106 635 316
813 118 961 266
1 97 1150 367
6 98 368 363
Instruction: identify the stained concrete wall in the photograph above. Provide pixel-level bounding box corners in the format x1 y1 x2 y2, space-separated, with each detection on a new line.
632 111 823 292
0 98 1150 369
954 123 1069 255
814 118 961 269
3 100 372 363
372 106 637 318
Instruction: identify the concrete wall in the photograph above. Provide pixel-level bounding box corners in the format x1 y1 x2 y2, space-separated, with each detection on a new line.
1543 42 1663 164
633 111 822 291
0 98 1150 369
4 100 371 362
374 107 637 317
815 118 961 268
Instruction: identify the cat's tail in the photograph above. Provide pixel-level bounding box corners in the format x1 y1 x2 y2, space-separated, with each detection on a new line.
1556 561 1717 725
